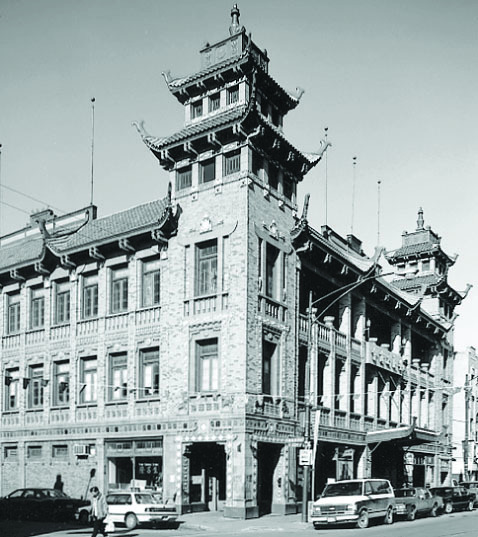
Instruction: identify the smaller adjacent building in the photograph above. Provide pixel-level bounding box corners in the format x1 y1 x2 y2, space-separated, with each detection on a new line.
453 347 478 481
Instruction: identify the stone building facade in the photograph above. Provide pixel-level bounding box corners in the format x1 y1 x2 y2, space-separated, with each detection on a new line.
0 6 466 519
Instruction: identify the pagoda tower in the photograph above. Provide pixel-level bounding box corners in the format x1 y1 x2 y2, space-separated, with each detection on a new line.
134 5 327 517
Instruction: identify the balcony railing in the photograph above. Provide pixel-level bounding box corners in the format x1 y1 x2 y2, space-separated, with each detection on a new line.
184 293 228 316
106 312 129 331
25 329 45 345
258 295 286 322
2 333 21 349
135 306 160 325
50 324 70 341
77 318 99 336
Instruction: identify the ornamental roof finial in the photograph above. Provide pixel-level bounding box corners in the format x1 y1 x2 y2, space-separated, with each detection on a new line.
417 207 425 230
229 4 242 36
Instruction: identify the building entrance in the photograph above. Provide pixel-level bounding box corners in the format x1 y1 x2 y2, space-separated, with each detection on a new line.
188 442 226 511
257 442 281 515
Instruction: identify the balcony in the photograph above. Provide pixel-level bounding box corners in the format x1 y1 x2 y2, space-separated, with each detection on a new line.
258 295 286 322
135 306 160 325
189 392 243 415
105 312 129 331
2 333 21 349
365 340 404 374
50 324 70 341
184 293 228 316
77 318 99 336
25 328 45 346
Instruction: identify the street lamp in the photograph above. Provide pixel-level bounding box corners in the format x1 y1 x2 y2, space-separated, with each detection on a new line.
301 267 399 522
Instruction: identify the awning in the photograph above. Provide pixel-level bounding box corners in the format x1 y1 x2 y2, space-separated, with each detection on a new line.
367 424 440 446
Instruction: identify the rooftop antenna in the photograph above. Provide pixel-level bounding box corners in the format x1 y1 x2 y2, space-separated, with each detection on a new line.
90 97 96 206
350 156 357 236
324 127 329 227
0 143 2 238
377 179 382 246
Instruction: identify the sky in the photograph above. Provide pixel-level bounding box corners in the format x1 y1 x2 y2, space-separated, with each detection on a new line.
0 0 477 352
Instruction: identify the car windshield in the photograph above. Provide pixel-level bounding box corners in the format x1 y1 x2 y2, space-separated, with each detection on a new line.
135 493 154 504
322 482 362 497
395 489 415 498
45 489 69 498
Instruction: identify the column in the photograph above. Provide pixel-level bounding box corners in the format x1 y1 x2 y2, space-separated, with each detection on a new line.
391 321 401 354
339 294 351 336
353 297 366 340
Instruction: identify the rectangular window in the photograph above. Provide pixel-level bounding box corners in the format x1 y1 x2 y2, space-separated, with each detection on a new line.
79 357 97 404
196 339 218 392
422 259 430 271
191 100 203 119
195 240 218 296
109 353 128 401
4 369 19 411
53 361 69 406
227 85 239 105
268 163 279 190
200 159 216 183
176 166 192 190
265 243 280 299
28 365 44 409
208 93 220 112
7 293 21 334
82 274 98 319
262 336 279 396
110 267 128 313
223 150 241 176
52 445 68 458
54 281 70 325
30 288 45 329
142 259 160 307
283 178 293 200
139 348 159 397
4 446 18 459
27 446 42 458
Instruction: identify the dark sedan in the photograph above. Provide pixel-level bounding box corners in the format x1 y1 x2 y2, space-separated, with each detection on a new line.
429 486 475 514
0 488 88 521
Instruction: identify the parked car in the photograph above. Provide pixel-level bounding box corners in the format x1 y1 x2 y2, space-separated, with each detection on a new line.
429 486 475 513
76 490 177 529
0 488 88 521
394 486 443 520
309 478 395 529
460 482 478 506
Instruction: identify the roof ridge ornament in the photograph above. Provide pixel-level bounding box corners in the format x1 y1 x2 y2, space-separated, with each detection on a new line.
229 4 243 36
417 207 425 230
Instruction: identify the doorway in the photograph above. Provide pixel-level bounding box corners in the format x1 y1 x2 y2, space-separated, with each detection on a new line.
257 443 282 515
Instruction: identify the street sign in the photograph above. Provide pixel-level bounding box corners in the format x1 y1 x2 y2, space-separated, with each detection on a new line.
299 448 312 466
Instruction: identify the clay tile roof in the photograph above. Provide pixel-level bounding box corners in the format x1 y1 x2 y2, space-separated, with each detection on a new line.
391 274 441 291
145 106 247 150
51 199 169 253
0 236 44 271
387 242 437 258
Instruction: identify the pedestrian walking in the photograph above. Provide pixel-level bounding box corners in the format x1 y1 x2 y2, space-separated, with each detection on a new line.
90 486 109 537
53 474 64 492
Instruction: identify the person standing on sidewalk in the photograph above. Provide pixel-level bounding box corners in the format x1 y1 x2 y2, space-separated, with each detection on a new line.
90 486 108 537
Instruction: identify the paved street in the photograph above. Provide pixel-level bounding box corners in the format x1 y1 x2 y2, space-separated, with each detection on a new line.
2 510 478 537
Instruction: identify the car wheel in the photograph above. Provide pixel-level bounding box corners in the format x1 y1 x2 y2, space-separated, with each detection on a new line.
125 512 138 530
445 502 453 514
313 522 321 530
467 500 474 511
407 506 417 521
356 510 369 529
384 506 394 525
430 503 438 517
78 510 89 525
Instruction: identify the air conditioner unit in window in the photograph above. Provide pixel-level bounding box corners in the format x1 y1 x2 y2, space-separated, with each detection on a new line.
73 444 90 457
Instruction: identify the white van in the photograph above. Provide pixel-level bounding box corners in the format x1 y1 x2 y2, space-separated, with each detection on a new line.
310 478 395 529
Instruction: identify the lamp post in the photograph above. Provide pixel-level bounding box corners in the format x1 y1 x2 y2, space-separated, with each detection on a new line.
300 268 398 521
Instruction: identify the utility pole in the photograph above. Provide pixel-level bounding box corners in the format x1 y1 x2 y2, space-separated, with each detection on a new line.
463 374 470 481
301 290 313 522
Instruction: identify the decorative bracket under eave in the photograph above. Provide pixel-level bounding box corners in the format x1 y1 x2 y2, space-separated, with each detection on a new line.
119 238 135 254
60 255 76 270
10 268 25 282
34 262 50 276
89 246 105 263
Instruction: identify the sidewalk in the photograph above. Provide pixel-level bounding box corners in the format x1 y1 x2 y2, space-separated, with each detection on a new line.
178 510 310 533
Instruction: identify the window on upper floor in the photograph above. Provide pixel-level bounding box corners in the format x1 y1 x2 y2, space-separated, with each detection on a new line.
176 165 192 190
27 364 44 409
52 445 68 458
209 93 220 112
195 338 218 392
54 281 70 325
81 273 98 319
191 100 203 119
195 239 218 297
27 446 42 459
265 242 280 300
268 163 279 190
4 446 18 460
422 259 430 271
110 266 128 314
4 368 19 411
52 360 69 407
227 85 239 105
262 333 280 396
7 293 20 334
139 348 159 398
200 158 216 184
108 353 128 401
283 177 293 200
30 288 45 329
79 356 97 404
223 150 241 176
141 259 160 308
